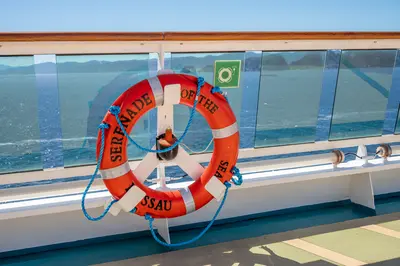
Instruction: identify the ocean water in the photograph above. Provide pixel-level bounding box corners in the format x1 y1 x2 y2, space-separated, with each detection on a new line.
0 51 397 186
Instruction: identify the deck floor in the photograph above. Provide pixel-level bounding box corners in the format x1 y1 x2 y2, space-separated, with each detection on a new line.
1 196 400 266
97 212 400 266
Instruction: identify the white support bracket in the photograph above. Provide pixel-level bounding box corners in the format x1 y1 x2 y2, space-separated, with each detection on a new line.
153 217 171 244
153 79 181 244
157 163 168 190
174 146 204 180
105 197 121 216
105 185 146 216
205 176 227 202
155 163 170 243
133 147 159 183
157 83 181 135
356 144 368 165
349 172 375 211
173 147 225 200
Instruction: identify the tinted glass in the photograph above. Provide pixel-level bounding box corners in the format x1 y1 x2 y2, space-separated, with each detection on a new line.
0 56 42 173
255 51 326 147
330 50 397 140
56 54 151 166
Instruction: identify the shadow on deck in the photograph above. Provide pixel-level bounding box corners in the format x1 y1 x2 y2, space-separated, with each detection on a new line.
99 212 400 266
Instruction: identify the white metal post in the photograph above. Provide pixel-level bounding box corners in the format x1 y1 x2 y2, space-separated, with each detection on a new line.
154 44 171 244
349 173 376 211
159 43 165 70
356 145 368 165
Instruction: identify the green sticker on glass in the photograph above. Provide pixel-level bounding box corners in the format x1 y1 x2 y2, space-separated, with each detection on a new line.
213 60 241 88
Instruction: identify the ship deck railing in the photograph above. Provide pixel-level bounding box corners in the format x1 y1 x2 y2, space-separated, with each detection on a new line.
1 31 400 256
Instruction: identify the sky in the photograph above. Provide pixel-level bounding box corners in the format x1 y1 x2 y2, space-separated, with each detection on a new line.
0 0 399 32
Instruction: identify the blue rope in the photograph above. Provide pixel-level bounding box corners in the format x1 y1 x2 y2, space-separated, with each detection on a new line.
211 86 228 100
145 182 232 247
81 123 117 221
231 166 243 186
211 86 222 94
109 77 205 153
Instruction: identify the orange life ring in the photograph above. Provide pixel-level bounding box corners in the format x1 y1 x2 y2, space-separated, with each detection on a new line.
97 73 239 219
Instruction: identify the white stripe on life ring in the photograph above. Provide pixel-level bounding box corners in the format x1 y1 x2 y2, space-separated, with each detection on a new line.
212 122 238 139
205 176 227 202
100 161 131 180
147 77 164 106
179 187 196 214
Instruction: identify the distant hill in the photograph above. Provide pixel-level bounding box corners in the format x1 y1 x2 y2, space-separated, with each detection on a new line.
342 50 396 69
290 53 324 68
262 54 289 70
0 51 396 75
244 56 262 71
200 65 214 72
169 53 248 72
0 64 34 75
57 60 149 73
0 59 149 75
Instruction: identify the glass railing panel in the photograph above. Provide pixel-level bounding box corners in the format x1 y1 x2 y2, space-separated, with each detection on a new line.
255 51 326 147
56 54 151 167
0 56 42 174
390 51 400 134
170 52 245 153
330 50 397 140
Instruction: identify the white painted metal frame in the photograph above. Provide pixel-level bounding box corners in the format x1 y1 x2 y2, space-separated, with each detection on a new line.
3 135 400 186
3 155 400 221
0 140 391 188
1 39 400 56
349 173 375 210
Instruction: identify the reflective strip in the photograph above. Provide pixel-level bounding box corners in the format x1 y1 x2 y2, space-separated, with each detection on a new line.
212 122 238 139
147 77 164 106
100 162 131 180
179 187 195 214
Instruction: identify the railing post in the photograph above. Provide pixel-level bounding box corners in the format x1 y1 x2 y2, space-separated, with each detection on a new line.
383 50 400 135
240 51 262 148
148 53 159 146
34 54 64 169
164 52 172 69
315 50 341 142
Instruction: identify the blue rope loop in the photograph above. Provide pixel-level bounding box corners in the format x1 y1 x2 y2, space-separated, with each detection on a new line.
145 181 231 247
81 123 116 221
211 86 222 94
109 77 205 153
197 76 205 87
231 166 243 186
109 106 121 116
98 123 110 129
211 86 228 100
